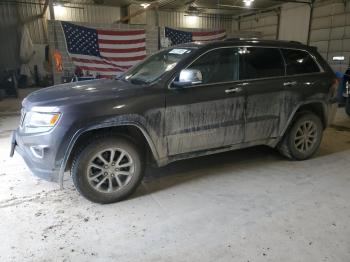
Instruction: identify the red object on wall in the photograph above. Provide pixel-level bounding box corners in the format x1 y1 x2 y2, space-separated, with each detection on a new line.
53 50 63 72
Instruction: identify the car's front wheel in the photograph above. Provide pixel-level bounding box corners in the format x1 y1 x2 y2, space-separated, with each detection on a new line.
71 136 144 203
277 113 323 160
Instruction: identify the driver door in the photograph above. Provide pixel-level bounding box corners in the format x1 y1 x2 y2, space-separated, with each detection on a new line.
165 47 246 156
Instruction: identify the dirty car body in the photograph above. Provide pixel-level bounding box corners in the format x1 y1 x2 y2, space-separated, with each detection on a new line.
11 39 337 198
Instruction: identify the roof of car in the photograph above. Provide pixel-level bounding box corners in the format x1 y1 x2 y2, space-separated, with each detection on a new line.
175 39 311 50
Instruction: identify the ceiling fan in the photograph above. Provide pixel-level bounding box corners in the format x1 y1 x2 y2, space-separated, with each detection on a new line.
184 0 205 15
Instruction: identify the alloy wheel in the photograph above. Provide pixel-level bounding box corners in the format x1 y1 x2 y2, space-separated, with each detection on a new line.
294 120 317 153
86 148 135 193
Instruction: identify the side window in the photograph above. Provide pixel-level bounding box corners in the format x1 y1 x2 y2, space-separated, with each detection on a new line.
281 49 320 75
186 48 239 85
239 47 285 80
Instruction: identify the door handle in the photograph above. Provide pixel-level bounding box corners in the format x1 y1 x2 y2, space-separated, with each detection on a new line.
225 87 242 94
283 81 297 87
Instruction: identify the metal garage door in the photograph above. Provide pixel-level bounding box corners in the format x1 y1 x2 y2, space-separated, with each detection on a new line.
239 11 279 40
309 0 350 72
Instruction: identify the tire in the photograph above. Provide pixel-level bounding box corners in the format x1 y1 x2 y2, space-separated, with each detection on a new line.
277 113 323 160
71 136 144 204
346 98 350 117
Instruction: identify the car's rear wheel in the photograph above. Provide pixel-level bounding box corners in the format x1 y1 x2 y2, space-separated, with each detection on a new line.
277 113 323 160
71 136 144 204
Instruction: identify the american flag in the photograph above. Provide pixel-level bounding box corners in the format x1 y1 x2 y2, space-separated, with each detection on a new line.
165 27 226 45
61 22 146 78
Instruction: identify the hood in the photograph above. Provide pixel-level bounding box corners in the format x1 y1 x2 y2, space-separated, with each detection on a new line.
23 79 142 109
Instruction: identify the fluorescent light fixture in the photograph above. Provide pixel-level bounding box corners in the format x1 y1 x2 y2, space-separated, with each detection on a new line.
186 15 198 26
140 3 150 9
332 56 345 61
243 0 253 7
54 4 65 16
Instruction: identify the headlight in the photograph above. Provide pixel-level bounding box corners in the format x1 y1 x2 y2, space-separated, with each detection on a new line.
23 112 61 133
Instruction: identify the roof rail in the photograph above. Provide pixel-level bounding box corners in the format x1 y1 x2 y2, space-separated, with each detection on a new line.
225 38 304 45
288 40 302 44
225 37 260 41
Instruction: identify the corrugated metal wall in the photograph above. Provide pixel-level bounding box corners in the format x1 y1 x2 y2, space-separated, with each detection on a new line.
52 4 120 24
309 0 350 72
158 10 237 31
0 0 47 71
278 3 311 44
240 11 279 40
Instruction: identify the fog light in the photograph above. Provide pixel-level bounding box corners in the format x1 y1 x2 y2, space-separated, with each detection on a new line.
30 145 47 159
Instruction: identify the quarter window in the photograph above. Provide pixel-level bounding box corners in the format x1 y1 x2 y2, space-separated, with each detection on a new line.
281 49 320 75
186 48 240 85
239 47 285 80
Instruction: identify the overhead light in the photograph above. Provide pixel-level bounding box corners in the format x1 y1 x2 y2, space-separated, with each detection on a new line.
140 3 150 9
243 0 254 7
332 56 345 61
54 3 65 16
186 15 198 26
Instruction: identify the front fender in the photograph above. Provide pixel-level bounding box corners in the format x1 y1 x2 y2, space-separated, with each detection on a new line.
57 114 162 188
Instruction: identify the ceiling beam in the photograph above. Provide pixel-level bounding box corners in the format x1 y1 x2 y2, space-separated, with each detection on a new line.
115 1 159 23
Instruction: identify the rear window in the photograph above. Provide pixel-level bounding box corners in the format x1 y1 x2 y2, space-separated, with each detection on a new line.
239 47 285 80
281 49 320 75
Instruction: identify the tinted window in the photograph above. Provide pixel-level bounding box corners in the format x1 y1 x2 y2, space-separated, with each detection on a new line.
240 47 284 80
281 49 320 75
125 48 193 84
186 48 239 84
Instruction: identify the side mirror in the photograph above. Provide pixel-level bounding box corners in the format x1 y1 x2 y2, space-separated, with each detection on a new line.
172 69 203 88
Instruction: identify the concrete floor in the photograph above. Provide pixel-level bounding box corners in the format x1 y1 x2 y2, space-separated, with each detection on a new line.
1 89 350 262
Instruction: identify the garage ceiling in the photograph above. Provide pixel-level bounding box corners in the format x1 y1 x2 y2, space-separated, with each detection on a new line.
1 0 311 16
66 0 308 15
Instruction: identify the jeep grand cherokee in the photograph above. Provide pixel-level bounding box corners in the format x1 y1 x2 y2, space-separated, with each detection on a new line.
11 39 337 203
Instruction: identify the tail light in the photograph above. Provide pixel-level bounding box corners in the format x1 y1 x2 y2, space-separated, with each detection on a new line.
330 77 339 97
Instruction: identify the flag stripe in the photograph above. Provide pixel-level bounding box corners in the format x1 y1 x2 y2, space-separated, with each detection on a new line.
106 55 147 62
97 29 145 36
99 42 145 49
194 35 227 42
193 32 227 41
192 30 226 37
71 57 131 69
100 51 146 58
77 66 125 72
98 34 146 41
99 46 146 53
70 54 144 66
98 38 146 45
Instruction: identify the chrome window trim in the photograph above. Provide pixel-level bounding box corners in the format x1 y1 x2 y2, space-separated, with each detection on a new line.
167 45 325 89
279 47 324 74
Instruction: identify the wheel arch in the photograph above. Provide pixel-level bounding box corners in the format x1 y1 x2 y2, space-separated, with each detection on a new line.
279 100 328 140
58 122 160 188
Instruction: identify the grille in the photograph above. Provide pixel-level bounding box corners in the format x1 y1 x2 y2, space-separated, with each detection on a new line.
20 109 26 127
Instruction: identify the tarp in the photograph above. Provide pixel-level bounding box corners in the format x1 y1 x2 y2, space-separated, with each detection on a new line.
19 25 34 77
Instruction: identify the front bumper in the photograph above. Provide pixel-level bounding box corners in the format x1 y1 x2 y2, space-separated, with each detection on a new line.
10 130 60 182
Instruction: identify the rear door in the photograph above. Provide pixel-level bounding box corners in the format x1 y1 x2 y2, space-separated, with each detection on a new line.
279 48 327 131
239 47 286 142
165 47 246 156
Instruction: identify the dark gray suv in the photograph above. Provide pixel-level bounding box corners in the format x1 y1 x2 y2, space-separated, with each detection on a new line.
11 39 338 203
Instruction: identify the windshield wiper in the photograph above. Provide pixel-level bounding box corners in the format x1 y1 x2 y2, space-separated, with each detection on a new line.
115 76 127 82
129 78 148 85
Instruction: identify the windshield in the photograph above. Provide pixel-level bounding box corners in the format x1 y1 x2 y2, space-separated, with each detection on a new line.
123 48 194 84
